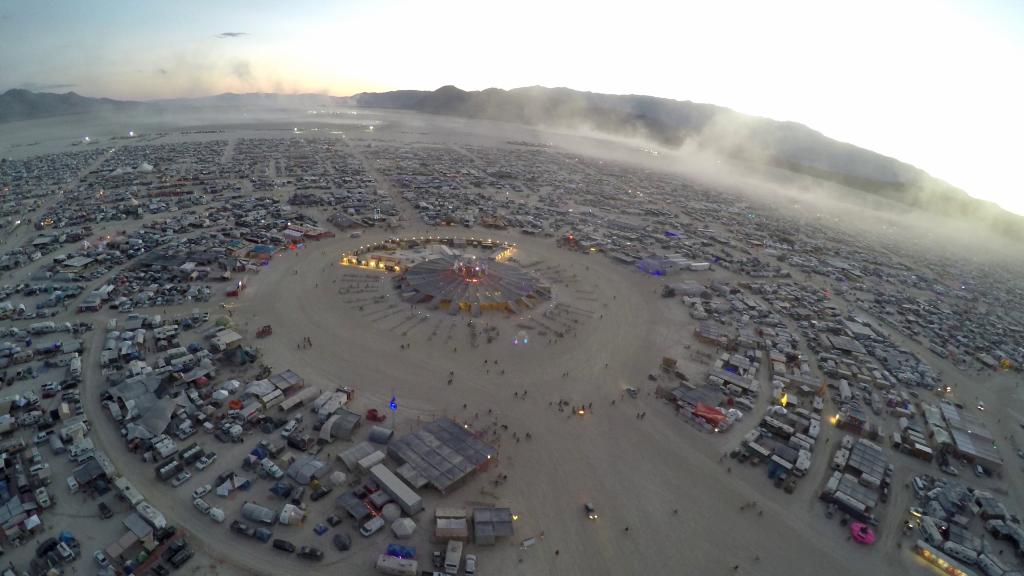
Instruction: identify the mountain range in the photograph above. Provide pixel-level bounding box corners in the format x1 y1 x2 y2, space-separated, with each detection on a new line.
0 88 142 122
2 86 1020 237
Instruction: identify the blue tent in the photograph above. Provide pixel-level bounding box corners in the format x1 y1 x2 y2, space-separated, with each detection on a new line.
387 543 416 559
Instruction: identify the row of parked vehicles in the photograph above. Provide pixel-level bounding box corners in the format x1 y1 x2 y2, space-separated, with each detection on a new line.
228 519 326 560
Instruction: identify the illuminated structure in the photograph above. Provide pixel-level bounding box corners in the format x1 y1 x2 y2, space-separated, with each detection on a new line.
398 254 548 316
340 236 547 316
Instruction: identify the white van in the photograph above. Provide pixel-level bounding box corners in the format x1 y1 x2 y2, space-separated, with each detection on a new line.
360 516 385 537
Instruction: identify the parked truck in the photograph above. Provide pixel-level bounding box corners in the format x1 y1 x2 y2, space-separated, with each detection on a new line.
375 554 418 576
136 501 167 529
68 354 81 378
370 464 423 515
444 540 463 575
115 477 145 506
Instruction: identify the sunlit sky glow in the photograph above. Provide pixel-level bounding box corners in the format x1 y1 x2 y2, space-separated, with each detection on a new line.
2 0 1022 214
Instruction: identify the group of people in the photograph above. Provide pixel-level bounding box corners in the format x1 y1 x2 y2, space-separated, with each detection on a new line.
297 335 313 349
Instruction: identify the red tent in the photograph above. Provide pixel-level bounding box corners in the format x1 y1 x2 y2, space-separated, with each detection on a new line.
692 403 726 427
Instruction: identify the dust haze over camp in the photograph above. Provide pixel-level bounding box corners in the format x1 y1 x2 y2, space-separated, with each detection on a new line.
1 2 1024 576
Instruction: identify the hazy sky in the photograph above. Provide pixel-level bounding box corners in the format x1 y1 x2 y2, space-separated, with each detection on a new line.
2 0 1023 214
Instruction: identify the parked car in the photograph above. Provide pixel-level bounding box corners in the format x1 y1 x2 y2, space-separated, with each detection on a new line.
297 546 323 561
171 470 192 487
310 485 332 501
584 502 598 520
94 550 111 568
193 498 211 514
465 554 477 576
98 501 113 519
231 520 256 537
169 548 193 568
272 539 296 553
192 484 211 499
326 514 343 527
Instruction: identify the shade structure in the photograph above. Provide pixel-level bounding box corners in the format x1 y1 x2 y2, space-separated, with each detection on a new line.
391 517 416 538
397 254 548 315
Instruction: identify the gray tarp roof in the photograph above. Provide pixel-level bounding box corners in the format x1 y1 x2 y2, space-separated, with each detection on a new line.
387 418 496 494
338 442 375 471
329 408 361 441
473 507 514 542
137 398 176 437
368 426 394 445
241 502 276 525
335 490 372 521
286 457 326 485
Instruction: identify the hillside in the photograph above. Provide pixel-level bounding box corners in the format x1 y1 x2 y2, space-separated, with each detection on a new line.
354 85 1022 237
0 89 141 123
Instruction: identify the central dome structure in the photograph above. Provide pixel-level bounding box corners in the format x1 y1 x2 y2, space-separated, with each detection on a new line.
397 254 549 316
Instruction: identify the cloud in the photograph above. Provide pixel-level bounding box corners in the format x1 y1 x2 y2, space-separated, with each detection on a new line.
16 82 77 91
215 32 248 39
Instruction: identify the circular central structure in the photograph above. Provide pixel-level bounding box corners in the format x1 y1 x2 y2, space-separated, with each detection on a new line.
399 254 549 316
455 256 488 282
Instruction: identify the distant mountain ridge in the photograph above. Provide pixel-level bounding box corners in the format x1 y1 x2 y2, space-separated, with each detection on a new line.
354 85 1022 238
0 89 141 122
1 86 1020 237
148 92 353 108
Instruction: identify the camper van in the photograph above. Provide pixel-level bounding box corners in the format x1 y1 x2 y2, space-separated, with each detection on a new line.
919 516 944 547
942 541 979 565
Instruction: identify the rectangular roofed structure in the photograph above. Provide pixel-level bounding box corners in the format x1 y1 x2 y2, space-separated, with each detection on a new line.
388 418 496 494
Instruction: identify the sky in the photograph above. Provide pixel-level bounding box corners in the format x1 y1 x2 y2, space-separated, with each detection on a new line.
2 0 1023 214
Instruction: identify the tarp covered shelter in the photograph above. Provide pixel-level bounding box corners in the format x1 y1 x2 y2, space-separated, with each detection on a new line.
287 457 326 485
338 442 375 471
391 517 416 539
368 426 394 444
388 418 496 494
473 507 514 545
692 403 726 427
